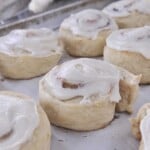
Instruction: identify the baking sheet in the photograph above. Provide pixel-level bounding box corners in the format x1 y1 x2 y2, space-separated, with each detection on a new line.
0 0 83 27
1 54 149 150
0 0 30 20
0 0 115 35
0 0 149 150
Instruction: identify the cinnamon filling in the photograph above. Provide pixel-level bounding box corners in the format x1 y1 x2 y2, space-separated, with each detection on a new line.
0 129 13 141
137 36 144 41
62 81 84 89
111 1 134 12
26 31 37 37
113 8 119 12
77 16 110 31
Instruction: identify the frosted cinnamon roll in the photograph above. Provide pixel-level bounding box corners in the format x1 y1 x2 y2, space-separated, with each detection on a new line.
104 26 150 84
103 0 150 28
59 9 118 57
0 28 62 79
0 91 51 150
131 103 150 150
39 58 140 131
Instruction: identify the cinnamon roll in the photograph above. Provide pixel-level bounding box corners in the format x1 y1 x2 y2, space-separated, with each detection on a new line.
0 28 62 79
59 9 118 57
39 58 140 131
103 0 150 28
104 26 150 84
0 91 51 150
130 103 150 150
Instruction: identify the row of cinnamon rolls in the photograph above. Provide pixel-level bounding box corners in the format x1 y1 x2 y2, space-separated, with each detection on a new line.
0 0 149 150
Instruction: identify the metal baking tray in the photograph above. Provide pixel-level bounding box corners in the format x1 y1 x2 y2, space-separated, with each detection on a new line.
0 0 149 150
0 0 83 28
0 0 115 35
0 0 30 20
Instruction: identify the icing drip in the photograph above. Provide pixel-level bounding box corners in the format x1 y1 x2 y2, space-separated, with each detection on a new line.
106 26 150 59
60 9 118 39
45 58 121 103
103 0 150 17
0 28 61 56
0 94 39 150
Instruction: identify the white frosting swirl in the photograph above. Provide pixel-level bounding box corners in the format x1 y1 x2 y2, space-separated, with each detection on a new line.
103 0 150 17
45 58 121 103
60 9 118 39
0 93 39 150
106 26 150 59
0 28 61 56
140 109 150 150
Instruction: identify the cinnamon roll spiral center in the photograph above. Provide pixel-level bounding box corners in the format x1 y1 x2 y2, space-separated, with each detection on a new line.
103 0 150 17
61 9 118 39
106 26 150 58
76 11 110 32
46 58 121 103
0 94 39 150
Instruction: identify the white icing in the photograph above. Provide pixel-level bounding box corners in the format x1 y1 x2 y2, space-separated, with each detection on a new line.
106 26 150 59
0 28 61 56
45 58 121 103
0 94 39 150
103 0 150 17
140 109 150 150
60 9 118 39
29 0 54 13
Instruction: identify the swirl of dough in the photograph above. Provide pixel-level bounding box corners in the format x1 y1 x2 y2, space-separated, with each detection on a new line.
0 94 39 150
103 0 150 17
45 58 121 103
106 26 150 59
60 9 118 39
0 28 61 56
